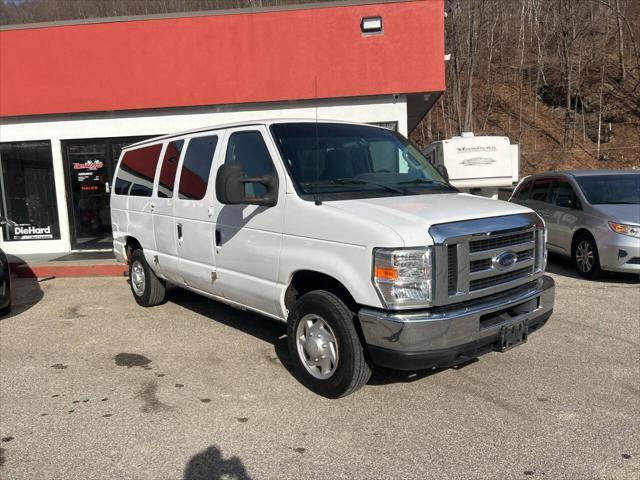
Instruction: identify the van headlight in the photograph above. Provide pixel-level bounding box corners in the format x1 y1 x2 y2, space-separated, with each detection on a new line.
372 247 432 309
609 221 640 238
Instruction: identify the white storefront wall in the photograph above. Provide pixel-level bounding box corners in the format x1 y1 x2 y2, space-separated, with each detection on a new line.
0 95 407 255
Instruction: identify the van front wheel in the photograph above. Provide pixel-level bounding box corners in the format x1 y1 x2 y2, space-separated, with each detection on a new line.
287 290 371 398
129 250 166 307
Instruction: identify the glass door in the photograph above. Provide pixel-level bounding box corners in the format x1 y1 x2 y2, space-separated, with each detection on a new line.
63 136 152 250
64 140 112 250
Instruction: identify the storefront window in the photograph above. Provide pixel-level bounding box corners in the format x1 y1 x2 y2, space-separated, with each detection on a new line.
0 141 61 241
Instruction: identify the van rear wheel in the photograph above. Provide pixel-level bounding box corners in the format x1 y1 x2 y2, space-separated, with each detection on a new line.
287 290 371 398
129 250 166 307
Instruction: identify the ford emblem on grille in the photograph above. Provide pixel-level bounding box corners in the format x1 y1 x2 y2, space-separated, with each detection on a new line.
493 251 517 270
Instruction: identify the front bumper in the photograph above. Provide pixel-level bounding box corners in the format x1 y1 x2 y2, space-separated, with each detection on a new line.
596 231 640 274
358 276 555 370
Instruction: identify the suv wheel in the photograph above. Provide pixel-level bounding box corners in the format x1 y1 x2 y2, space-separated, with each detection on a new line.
287 290 371 398
573 233 602 279
129 250 166 306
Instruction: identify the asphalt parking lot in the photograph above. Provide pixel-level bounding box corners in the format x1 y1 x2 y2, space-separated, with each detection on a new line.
1 257 638 480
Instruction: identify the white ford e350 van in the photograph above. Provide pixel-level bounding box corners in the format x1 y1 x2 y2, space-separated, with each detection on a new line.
111 120 555 398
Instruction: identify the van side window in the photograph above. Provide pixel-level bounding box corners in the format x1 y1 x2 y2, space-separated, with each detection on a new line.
114 144 163 196
514 180 532 200
178 135 218 200
530 178 552 203
551 180 580 208
157 140 184 198
225 131 275 197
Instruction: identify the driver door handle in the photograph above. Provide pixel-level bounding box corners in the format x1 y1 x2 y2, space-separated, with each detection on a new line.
215 228 221 246
177 223 183 241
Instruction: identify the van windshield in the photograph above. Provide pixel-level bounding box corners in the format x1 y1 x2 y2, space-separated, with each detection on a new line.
270 123 455 201
575 174 640 205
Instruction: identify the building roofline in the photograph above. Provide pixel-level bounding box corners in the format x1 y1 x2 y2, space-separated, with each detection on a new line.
0 0 413 31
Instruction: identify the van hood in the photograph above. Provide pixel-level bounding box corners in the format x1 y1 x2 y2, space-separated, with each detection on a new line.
591 203 640 225
324 193 534 246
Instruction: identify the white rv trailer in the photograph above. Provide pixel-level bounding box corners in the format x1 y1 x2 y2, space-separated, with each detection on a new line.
423 132 519 199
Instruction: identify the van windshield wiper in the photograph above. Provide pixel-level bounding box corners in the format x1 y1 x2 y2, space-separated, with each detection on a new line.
303 178 403 193
397 178 454 190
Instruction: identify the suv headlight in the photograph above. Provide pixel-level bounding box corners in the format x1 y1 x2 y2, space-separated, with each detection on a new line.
372 247 432 309
608 221 640 239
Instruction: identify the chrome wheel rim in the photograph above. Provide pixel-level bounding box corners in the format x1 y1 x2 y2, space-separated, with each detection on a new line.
131 261 146 297
296 314 339 380
576 240 594 273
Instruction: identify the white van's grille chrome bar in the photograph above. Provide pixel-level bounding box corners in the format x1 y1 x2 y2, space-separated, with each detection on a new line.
430 213 545 306
469 231 534 253
469 266 533 291
447 245 458 295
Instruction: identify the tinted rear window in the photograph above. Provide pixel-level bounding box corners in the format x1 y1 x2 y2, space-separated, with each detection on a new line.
115 144 162 196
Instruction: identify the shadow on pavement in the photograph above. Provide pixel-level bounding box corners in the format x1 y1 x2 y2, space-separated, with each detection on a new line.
1 258 45 320
184 445 252 480
167 287 293 372
368 358 479 386
546 252 640 284
167 287 485 389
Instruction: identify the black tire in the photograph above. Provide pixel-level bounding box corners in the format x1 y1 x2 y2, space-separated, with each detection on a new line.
129 250 166 306
0 280 11 316
287 290 371 398
573 233 602 279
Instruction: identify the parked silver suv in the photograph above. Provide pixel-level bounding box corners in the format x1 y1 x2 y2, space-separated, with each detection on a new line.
510 170 640 278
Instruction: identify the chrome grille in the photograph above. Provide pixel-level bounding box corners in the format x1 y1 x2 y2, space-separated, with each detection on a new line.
429 213 545 306
470 258 491 272
447 245 458 294
470 266 533 291
469 231 534 253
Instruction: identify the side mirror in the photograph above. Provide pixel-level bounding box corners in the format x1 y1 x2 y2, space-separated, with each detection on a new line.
556 195 573 208
436 164 449 182
215 164 278 207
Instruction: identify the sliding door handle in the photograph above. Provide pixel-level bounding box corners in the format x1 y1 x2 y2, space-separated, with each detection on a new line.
177 223 183 240
215 228 221 246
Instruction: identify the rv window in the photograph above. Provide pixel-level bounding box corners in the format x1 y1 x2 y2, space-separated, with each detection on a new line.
178 135 218 201
114 144 163 196
225 131 275 198
157 140 184 198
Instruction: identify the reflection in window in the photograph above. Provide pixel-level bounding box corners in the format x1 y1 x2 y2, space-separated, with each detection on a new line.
0 140 61 241
179 136 217 200
114 144 162 196
530 179 552 202
158 140 184 198
225 131 274 197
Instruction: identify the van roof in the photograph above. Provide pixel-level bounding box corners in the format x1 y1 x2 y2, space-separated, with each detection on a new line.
124 119 390 150
524 170 638 180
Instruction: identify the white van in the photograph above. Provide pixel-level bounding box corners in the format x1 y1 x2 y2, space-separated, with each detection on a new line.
111 120 555 398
